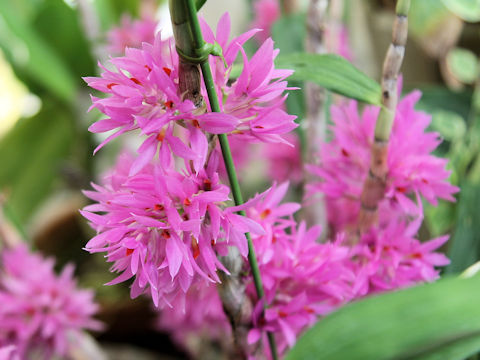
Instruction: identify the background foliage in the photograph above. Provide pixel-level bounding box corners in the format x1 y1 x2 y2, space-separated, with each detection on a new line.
1 0 480 358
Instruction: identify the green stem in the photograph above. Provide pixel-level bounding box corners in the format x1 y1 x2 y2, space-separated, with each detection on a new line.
396 0 411 16
169 0 278 358
195 0 207 11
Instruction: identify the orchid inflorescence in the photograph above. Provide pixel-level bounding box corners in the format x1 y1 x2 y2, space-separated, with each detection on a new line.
0 0 461 359
76 2 457 359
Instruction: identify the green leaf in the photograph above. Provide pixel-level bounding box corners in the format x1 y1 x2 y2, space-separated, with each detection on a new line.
442 0 480 22
424 199 456 237
93 0 140 31
409 0 450 36
430 110 467 141
446 48 479 84
415 86 472 120
446 182 480 274
0 1 76 102
0 102 75 222
286 275 480 360
275 53 381 105
33 0 96 80
272 14 306 120
271 14 306 55
416 334 480 360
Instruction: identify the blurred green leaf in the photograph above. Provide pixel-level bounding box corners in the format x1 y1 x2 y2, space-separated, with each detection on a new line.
446 183 480 274
0 0 42 23
275 53 381 105
442 0 480 22
109 0 140 18
272 14 306 120
272 14 306 55
286 275 480 360
410 0 450 36
33 0 96 80
229 63 242 79
415 335 480 360
448 141 475 180
446 48 478 84
93 0 116 31
0 1 76 102
425 200 456 237
0 102 75 222
468 153 480 183
415 87 472 117
94 0 140 31
430 110 466 141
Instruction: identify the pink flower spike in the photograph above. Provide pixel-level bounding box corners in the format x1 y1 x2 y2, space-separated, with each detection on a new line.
107 14 157 54
81 153 261 308
0 246 101 359
306 87 459 232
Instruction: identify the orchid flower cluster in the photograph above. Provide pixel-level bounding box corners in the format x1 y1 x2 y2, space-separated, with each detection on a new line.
157 183 356 355
80 5 458 360
306 89 458 294
0 245 101 359
82 12 296 310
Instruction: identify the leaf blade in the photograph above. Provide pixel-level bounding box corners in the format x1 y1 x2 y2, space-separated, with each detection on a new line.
275 53 381 105
285 275 480 360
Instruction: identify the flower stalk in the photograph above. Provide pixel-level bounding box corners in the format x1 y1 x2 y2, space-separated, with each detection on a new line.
303 0 328 232
168 1 278 358
358 0 410 231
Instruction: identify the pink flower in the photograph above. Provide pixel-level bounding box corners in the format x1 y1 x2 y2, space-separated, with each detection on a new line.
107 14 157 54
85 35 237 171
216 136 258 181
81 153 264 308
326 26 353 61
251 0 281 43
0 346 19 360
85 13 296 174
247 223 354 354
150 183 355 357
239 184 355 354
306 90 459 232
349 220 450 297
196 13 298 152
261 134 302 184
156 281 230 353
199 13 299 144
0 245 101 359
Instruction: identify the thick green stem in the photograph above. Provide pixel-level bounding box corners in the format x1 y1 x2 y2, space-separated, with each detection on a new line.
169 0 278 358
195 0 207 11
396 0 410 16
200 59 266 299
358 0 410 231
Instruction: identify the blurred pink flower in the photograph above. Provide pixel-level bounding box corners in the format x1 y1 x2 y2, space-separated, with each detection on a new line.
349 220 450 296
216 135 257 181
0 246 101 359
0 345 19 360
156 281 230 352
305 87 454 300
326 26 353 61
251 0 281 43
306 90 458 232
107 14 157 54
262 134 302 184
